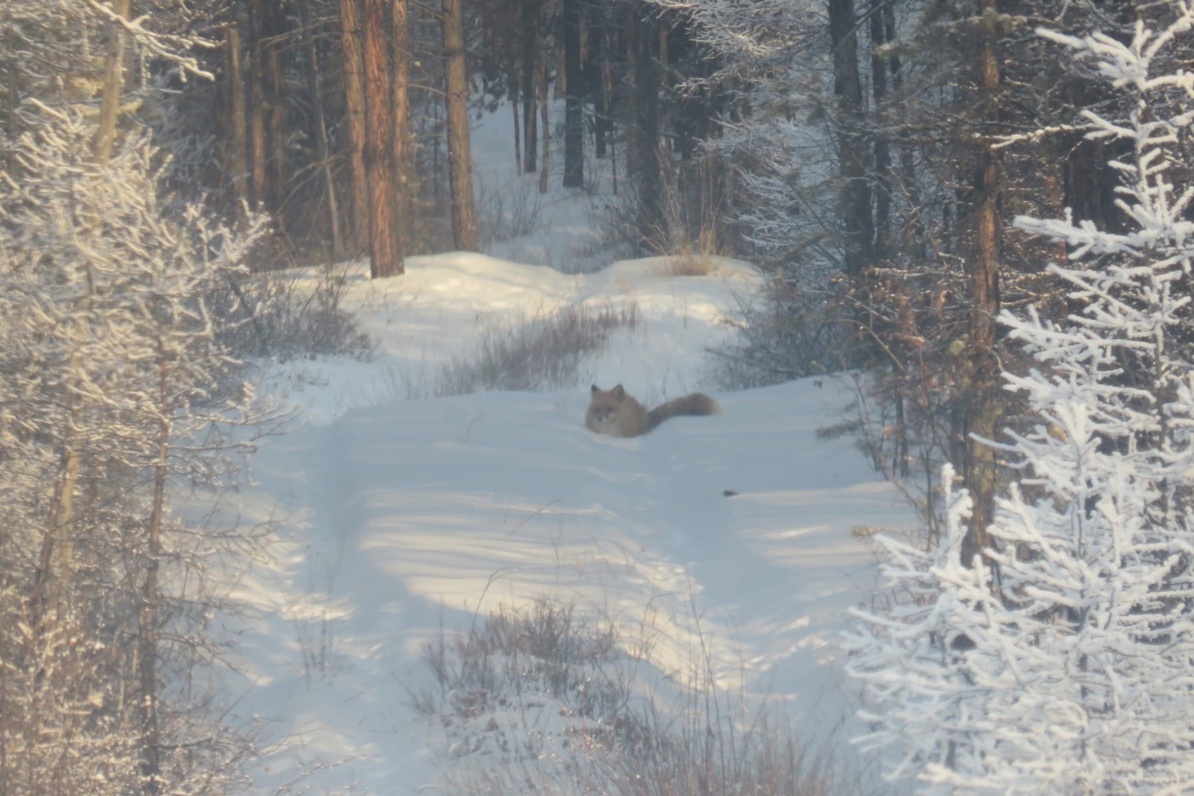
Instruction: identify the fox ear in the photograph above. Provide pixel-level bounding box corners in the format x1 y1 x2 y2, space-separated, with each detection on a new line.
591 384 600 395
612 384 625 400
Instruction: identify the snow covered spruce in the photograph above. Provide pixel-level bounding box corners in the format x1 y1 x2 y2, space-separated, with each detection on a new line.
846 4 1194 793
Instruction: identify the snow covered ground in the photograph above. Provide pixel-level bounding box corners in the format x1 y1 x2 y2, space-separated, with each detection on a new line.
221 250 917 794
216 102 917 794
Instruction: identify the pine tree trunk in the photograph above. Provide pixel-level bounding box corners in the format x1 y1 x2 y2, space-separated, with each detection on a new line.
93 0 131 164
961 0 1002 570
442 0 477 249
562 0 584 188
363 0 401 276
339 0 370 253
392 0 411 256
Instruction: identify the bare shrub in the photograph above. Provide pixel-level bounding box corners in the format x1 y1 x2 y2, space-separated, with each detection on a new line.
432 301 637 396
708 279 853 390
416 596 860 796
475 172 545 245
216 262 372 361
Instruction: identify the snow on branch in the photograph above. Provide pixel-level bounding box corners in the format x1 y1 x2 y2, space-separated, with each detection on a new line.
86 0 217 83
847 3 1194 792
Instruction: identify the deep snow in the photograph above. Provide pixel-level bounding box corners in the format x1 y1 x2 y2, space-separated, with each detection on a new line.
223 251 917 794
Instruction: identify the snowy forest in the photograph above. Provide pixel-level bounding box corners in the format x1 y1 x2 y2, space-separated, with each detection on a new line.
5 0 1194 793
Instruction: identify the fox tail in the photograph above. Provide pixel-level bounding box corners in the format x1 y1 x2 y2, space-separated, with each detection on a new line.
646 392 719 432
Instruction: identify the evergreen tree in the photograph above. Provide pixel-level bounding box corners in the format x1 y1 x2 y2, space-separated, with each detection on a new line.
847 3 1194 791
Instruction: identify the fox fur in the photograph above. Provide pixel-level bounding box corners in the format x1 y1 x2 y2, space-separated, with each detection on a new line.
585 384 719 438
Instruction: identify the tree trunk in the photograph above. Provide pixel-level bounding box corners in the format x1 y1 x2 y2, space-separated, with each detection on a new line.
538 35 550 195
392 0 412 256
248 0 269 207
828 0 873 277
511 66 522 173
93 0 131 164
869 0 892 257
224 25 251 212
594 27 611 160
137 346 170 796
562 0 583 188
442 0 477 250
520 0 538 173
264 0 289 214
631 4 663 250
961 0 1002 570
300 0 342 258
363 0 401 276
338 0 370 253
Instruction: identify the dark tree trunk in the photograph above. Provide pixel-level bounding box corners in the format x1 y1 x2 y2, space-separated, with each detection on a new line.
594 27 612 160
869 0 892 256
442 0 478 249
264 0 290 213
338 0 370 252
538 28 550 195
511 65 522 173
631 4 663 250
520 0 538 173
562 0 584 187
363 0 401 276
828 0 873 277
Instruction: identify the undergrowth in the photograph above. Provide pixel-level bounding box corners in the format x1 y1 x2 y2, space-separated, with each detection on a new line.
707 278 851 390
414 597 856 796
216 262 371 362
427 301 638 397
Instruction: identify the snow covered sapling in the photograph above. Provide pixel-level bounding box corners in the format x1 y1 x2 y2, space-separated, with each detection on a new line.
846 3 1194 793
0 103 269 794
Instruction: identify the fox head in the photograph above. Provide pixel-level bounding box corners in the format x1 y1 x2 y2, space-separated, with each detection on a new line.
585 384 628 435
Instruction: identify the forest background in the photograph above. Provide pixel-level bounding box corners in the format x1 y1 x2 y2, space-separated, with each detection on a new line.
4 0 1193 793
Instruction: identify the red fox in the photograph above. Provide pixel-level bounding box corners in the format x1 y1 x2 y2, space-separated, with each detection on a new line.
585 384 719 438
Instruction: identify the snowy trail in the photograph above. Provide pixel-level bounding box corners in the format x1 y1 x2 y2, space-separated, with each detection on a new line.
236 381 911 793
226 255 917 793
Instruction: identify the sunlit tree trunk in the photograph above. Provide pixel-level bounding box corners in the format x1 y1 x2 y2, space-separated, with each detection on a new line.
93 0 130 163
339 0 370 252
392 0 412 255
363 0 401 276
961 0 1002 569
441 0 477 249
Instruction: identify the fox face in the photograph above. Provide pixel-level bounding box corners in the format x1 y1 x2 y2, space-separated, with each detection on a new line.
585 384 645 437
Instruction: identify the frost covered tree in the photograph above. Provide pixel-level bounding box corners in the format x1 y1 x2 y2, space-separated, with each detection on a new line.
0 100 268 794
846 3 1194 792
